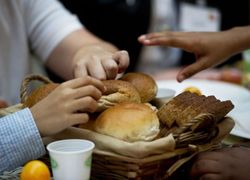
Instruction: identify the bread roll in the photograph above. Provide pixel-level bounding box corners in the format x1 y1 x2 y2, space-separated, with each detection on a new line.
94 102 160 142
97 80 141 112
23 79 141 110
23 83 59 107
120 72 158 103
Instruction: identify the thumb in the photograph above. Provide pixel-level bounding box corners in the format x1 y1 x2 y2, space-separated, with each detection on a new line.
69 113 89 126
177 58 208 82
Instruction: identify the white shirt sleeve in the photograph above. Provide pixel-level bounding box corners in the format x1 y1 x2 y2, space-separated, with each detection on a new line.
21 0 83 61
0 108 45 173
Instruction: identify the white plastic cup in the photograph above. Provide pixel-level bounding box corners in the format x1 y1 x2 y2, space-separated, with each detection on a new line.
47 139 95 180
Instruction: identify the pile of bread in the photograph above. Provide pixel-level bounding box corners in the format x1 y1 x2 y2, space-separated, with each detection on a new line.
23 73 234 144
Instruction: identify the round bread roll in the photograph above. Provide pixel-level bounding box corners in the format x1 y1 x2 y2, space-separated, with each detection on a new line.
23 83 59 107
97 80 141 112
120 72 158 103
24 80 141 112
94 102 160 142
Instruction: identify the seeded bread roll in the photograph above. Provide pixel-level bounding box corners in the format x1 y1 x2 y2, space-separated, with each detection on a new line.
23 80 141 113
23 83 59 108
120 72 158 103
97 80 141 112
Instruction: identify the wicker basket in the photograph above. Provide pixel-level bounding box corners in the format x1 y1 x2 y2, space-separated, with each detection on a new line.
0 74 52 117
0 74 234 179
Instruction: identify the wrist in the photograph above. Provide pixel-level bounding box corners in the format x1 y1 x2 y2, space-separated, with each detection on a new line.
228 26 250 53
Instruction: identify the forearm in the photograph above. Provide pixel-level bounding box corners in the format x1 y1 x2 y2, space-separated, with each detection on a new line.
46 29 118 80
226 26 250 55
0 109 45 173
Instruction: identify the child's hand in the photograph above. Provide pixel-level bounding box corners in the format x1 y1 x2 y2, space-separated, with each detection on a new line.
30 76 105 136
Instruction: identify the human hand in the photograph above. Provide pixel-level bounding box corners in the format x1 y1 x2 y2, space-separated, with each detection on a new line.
30 76 105 137
138 30 237 82
190 147 250 180
73 45 129 80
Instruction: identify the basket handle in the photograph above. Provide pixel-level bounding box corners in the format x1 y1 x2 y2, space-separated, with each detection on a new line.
20 74 53 104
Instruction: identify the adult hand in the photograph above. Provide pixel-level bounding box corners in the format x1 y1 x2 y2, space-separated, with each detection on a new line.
190 147 250 180
46 29 129 81
30 76 105 137
138 30 239 82
73 46 129 80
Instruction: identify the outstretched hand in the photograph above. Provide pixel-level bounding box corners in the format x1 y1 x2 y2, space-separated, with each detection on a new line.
138 30 238 82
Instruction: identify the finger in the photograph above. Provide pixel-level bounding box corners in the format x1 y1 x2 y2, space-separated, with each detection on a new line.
73 85 102 100
138 32 165 42
71 96 98 113
63 77 105 93
101 59 118 80
112 50 130 73
74 64 88 78
69 113 89 126
190 159 220 178
177 58 209 82
139 32 196 53
142 36 193 52
87 57 107 80
200 174 221 180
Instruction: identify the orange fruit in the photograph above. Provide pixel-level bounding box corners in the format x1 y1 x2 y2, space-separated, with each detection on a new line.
184 86 202 95
20 160 50 180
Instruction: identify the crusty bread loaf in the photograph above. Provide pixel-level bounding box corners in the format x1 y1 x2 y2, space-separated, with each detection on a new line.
23 80 141 112
97 80 141 112
23 83 59 107
94 102 160 142
120 72 158 103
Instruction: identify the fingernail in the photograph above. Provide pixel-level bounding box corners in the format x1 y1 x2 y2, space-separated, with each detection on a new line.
138 35 146 40
178 75 185 82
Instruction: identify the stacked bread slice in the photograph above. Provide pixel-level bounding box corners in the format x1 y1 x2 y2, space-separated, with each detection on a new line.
157 91 234 132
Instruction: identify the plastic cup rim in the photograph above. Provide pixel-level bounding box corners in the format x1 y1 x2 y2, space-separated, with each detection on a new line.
46 139 95 155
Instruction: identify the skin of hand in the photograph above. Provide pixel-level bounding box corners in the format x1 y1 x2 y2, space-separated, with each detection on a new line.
30 76 105 137
46 29 129 80
138 26 250 82
190 147 250 180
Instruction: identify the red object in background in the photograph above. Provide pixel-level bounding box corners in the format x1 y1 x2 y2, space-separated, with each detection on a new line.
0 100 8 108
220 68 243 84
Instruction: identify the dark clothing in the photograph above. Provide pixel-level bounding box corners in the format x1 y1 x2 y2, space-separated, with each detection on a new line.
60 0 151 72
49 0 249 82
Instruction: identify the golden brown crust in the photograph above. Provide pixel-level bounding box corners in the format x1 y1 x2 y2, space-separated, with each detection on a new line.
23 83 59 107
23 79 141 112
120 72 158 103
94 102 160 142
78 113 100 131
97 80 141 112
